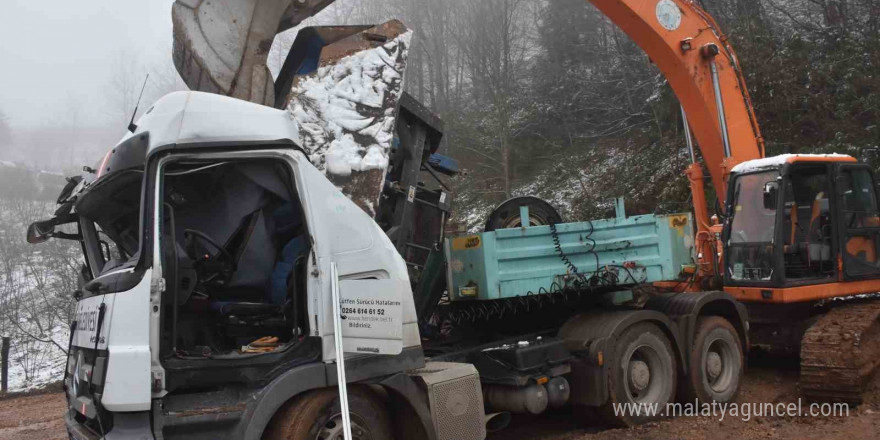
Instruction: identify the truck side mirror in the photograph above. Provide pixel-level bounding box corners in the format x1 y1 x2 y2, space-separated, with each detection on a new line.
26 219 56 244
763 182 779 210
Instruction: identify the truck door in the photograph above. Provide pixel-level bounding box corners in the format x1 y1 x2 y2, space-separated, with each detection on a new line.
836 164 880 279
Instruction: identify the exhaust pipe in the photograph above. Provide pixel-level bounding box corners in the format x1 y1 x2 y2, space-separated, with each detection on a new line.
484 412 512 433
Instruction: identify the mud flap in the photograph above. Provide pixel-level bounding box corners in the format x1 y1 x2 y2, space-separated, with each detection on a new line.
378 373 438 440
645 291 749 367
559 310 685 406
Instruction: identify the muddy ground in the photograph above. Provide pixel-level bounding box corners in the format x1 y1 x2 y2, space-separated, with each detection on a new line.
2 358 877 440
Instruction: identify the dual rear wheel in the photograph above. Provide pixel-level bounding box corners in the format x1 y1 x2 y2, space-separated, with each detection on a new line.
594 323 678 427
682 316 743 404
578 317 743 427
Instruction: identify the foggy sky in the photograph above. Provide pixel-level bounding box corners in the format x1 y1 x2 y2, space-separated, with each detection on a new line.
0 0 175 128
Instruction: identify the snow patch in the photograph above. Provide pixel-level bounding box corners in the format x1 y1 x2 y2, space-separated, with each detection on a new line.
731 154 853 173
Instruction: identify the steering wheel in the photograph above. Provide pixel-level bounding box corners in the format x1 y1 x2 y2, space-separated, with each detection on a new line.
183 229 236 286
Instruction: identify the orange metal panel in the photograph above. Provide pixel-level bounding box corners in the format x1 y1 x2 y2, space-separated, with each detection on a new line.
725 280 880 303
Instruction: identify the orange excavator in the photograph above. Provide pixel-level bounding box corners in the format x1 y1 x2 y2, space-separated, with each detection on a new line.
173 0 880 403
590 0 880 403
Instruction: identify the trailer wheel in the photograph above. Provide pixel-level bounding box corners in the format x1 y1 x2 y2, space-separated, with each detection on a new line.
681 316 743 404
264 387 393 440
600 323 677 427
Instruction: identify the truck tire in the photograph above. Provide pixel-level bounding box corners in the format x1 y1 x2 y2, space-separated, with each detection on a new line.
264 386 393 440
599 323 677 427
484 196 562 232
681 316 743 404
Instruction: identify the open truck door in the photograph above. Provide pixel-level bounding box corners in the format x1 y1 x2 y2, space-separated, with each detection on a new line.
336 278 406 356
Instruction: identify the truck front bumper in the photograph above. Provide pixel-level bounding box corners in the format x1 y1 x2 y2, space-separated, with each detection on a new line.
66 410 154 440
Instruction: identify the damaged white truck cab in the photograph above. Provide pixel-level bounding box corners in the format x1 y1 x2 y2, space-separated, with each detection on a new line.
49 91 466 440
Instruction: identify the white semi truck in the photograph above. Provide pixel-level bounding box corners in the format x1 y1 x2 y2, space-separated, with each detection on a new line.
25 3 753 440
30 89 749 440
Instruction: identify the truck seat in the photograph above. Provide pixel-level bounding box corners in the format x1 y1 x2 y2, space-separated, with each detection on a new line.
805 193 831 264
211 301 279 317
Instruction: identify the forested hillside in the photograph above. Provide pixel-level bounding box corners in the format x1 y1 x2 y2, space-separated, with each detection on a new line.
282 0 880 226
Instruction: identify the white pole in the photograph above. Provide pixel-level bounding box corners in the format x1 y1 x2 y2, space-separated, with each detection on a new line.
330 262 353 440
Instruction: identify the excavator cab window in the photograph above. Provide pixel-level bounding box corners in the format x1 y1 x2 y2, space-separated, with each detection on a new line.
727 170 779 283
836 165 880 279
727 165 841 286
781 165 834 282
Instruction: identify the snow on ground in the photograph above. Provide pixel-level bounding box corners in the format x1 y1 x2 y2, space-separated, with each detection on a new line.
1 201 75 391
6 324 68 391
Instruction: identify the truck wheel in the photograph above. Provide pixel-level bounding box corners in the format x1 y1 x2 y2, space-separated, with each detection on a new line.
681 316 743 404
600 323 677 427
264 387 393 440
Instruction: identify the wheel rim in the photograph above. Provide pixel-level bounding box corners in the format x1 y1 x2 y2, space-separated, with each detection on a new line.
704 337 737 394
316 414 370 440
499 213 551 229
623 344 670 403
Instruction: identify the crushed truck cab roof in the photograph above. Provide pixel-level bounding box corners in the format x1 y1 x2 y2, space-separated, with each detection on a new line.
123 91 301 154
76 91 304 202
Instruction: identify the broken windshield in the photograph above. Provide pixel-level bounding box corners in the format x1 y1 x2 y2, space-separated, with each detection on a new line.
75 170 144 275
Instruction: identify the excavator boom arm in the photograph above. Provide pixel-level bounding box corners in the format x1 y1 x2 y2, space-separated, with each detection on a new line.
587 0 764 203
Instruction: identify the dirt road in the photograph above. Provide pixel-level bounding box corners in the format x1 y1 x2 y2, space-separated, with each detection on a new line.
0 392 67 440
487 357 880 440
2 362 877 440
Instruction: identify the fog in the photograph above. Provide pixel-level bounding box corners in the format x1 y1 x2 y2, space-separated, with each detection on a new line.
0 0 175 127
0 0 375 172
0 0 179 170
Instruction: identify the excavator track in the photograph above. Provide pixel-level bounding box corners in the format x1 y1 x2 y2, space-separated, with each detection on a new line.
800 300 880 404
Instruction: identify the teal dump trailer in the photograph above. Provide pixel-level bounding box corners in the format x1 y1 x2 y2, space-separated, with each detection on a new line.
444 208 694 301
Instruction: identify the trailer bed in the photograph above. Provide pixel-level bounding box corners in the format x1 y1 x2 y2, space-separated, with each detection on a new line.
444 212 694 301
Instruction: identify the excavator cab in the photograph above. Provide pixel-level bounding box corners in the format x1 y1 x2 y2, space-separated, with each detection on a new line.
724 155 880 300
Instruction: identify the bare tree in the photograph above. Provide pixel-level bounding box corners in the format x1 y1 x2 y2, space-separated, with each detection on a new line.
455 0 537 198
0 196 78 388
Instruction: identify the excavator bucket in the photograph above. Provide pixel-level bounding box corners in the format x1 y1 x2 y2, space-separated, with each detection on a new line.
172 0 413 217
172 0 336 105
